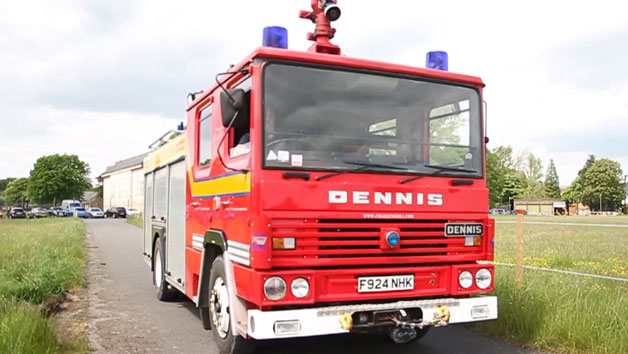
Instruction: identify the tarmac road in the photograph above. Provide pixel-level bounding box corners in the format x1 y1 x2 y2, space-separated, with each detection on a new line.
85 219 543 354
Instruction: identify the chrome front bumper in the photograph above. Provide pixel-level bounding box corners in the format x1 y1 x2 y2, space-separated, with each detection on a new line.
247 296 497 339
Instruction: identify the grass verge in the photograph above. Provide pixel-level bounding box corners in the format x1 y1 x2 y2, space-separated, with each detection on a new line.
126 213 143 229
0 218 87 354
474 267 628 354
494 222 628 278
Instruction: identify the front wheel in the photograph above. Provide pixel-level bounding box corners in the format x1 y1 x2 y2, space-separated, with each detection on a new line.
208 256 254 354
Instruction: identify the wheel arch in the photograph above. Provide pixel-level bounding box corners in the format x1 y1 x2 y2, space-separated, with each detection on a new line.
150 226 166 272
198 229 227 330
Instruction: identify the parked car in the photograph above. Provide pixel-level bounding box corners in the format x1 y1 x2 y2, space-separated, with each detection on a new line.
105 207 127 218
126 208 141 216
0 210 3 219
28 207 49 218
489 208 509 215
74 207 89 218
9 207 26 219
87 208 105 218
49 206 66 216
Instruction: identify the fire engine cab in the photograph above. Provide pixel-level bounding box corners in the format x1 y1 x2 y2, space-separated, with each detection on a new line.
143 1 497 353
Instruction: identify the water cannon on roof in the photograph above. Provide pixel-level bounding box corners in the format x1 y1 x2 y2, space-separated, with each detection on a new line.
299 0 341 55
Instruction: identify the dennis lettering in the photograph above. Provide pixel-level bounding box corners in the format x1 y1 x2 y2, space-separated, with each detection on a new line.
329 191 443 206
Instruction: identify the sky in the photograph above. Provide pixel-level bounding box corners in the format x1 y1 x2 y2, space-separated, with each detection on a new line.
1 0 627 186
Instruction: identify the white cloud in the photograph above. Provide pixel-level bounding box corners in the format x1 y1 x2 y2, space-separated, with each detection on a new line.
0 106 174 180
1 0 628 185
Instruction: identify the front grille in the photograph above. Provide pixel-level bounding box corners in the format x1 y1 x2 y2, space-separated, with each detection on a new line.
270 218 483 268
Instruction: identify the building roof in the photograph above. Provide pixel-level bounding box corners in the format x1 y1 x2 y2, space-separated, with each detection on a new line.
81 191 98 203
99 153 148 178
514 198 564 204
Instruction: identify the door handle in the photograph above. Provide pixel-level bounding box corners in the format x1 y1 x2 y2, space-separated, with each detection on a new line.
151 215 156 219
191 202 200 207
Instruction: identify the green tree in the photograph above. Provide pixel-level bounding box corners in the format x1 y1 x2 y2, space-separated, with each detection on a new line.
27 154 92 205
486 146 516 207
520 153 544 198
564 155 596 204
4 178 29 207
502 173 524 205
0 177 16 195
580 159 625 211
544 159 561 198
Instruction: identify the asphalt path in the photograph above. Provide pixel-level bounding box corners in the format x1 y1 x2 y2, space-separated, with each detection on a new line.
85 219 542 354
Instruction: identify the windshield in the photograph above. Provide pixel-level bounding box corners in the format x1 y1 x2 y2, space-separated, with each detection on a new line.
262 63 483 177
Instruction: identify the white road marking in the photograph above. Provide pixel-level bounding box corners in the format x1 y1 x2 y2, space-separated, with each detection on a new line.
496 221 628 228
488 262 628 282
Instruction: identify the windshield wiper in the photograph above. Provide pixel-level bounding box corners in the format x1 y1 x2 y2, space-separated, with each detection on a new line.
316 160 408 181
400 164 477 184
343 160 409 170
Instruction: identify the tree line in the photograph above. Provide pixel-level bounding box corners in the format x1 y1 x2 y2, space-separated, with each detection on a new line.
0 154 92 208
487 146 626 211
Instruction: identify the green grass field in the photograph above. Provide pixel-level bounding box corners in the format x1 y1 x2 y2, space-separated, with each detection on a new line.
494 218 628 278
474 216 628 353
126 213 143 228
0 218 86 354
494 214 628 225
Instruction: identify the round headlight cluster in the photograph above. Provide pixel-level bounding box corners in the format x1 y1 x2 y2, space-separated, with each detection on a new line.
475 268 492 289
458 268 492 289
458 271 473 289
264 277 287 301
290 278 310 298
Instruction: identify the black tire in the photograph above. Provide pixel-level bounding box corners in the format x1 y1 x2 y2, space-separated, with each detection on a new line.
153 239 177 301
412 327 430 342
208 256 255 354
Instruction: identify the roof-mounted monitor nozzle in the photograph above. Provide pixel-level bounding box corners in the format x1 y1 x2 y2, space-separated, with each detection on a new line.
299 0 341 55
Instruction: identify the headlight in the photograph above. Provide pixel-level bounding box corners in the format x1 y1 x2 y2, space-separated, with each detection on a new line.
458 271 473 289
264 277 286 301
290 278 310 298
475 268 492 289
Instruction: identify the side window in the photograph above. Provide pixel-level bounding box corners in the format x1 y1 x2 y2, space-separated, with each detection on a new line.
198 105 212 166
229 79 252 157
428 100 471 166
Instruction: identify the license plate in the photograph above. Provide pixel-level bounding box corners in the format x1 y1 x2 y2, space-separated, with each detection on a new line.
357 274 414 293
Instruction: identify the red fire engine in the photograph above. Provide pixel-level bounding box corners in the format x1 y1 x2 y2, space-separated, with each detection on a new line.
143 1 496 353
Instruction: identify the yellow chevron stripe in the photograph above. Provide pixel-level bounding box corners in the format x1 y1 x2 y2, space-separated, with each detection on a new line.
189 171 251 198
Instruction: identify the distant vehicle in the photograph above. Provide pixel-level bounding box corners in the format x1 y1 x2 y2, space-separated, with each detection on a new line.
126 208 141 216
0 210 3 219
105 207 127 218
61 200 82 211
28 207 49 218
49 206 66 216
9 207 26 219
87 208 104 218
74 207 88 218
489 208 509 215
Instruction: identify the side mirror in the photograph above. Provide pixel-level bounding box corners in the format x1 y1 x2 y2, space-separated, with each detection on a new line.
221 89 249 128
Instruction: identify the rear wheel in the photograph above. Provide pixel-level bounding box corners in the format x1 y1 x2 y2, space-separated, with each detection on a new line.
208 256 254 354
153 239 177 301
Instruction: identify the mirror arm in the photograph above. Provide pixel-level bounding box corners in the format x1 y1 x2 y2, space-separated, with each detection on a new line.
215 68 250 107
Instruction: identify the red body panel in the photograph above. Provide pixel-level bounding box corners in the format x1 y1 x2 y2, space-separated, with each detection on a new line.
179 48 492 308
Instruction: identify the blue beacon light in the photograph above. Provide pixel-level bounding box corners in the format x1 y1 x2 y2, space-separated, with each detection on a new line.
426 51 448 71
263 26 288 49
